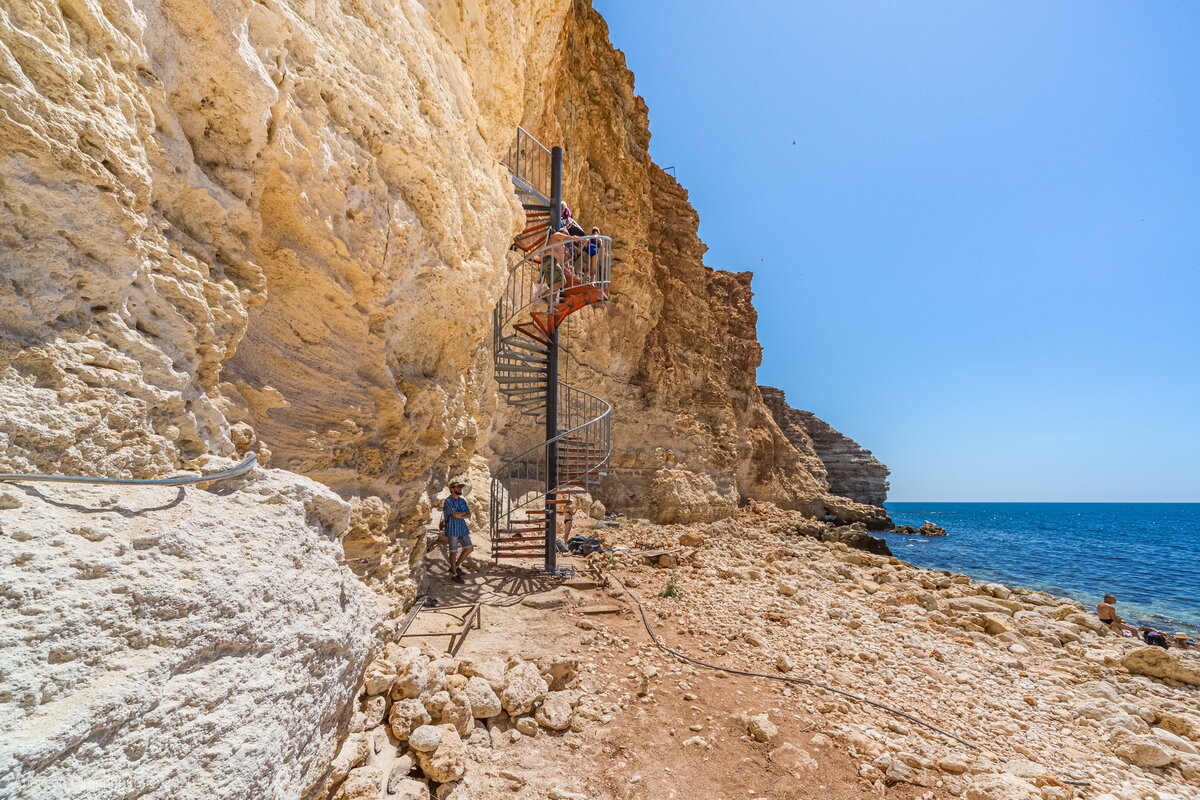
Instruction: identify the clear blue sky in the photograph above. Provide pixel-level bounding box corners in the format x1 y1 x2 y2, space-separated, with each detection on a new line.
594 0 1200 502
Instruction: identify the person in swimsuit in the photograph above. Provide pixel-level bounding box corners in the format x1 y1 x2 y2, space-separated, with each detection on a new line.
1096 594 1140 637
562 498 575 542
586 227 602 276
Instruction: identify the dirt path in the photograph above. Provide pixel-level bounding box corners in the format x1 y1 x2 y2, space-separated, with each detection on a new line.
400 537 940 800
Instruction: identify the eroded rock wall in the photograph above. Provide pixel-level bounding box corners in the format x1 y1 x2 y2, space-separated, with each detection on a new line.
761 385 891 507
0 0 575 613
516 6 883 523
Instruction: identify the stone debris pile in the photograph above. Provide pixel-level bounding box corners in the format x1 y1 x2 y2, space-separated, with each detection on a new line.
596 502 896 569
323 644 614 799
599 504 1200 800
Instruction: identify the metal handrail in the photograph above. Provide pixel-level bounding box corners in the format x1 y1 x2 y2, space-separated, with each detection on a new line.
0 453 258 485
489 373 613 530
493 234 612 355
491 128 612 556
501 127 555 202
494 386 612 482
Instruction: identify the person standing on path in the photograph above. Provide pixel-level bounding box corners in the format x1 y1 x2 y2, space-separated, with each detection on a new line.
440 481 473 583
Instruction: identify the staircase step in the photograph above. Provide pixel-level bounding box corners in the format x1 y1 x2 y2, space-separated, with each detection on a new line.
501 336 549 355
498 355 549 370
494 553 546 559
496 376 547 385
529 311 556 336
495 366 547 376
503 389 546 400
505 396 548 407
512 322 551 346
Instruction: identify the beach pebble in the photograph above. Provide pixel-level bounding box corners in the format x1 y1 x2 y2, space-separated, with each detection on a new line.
747 713 778 743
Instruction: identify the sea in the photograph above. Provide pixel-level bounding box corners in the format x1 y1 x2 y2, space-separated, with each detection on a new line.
882 503 1200 635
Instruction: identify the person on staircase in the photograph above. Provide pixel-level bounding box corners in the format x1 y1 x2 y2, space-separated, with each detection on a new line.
561 204 586 237
586 227 602 278
546 230 577 289
440 480 474 583
547 205 588 297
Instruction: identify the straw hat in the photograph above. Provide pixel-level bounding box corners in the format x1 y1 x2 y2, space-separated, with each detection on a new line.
1175 632 1189 640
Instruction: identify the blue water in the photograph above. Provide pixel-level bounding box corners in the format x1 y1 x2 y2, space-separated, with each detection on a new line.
883 503 1200 634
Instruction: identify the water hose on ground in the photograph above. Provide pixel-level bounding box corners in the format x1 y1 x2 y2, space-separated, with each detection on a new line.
604 569 1092 786
606 571 983 750
0 453 258 486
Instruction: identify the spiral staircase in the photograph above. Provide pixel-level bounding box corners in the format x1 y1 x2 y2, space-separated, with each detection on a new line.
490 128 612 573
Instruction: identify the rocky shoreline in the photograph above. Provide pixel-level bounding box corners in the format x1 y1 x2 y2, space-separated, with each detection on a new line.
585 504 1200 800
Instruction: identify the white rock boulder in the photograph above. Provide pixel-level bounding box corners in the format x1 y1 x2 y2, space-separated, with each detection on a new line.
501 661 549 716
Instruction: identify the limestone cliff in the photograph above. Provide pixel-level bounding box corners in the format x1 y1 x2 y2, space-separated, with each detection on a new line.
761 386 891 508
1 0 563 795
0 0 891 795
520 7 885 524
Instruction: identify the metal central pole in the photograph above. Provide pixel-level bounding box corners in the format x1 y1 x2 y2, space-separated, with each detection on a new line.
545 145 563 573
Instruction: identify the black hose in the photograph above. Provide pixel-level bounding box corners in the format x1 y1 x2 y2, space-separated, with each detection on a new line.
607 571 1093 787
0 453 257 486
609 572 983 750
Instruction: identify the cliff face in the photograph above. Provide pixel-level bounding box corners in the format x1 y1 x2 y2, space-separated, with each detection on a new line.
0 0 563 794
761 386 891 508
520 7 872 523
0 0 889 795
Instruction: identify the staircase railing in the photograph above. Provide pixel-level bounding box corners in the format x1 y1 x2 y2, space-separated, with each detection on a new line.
490 236 613 551
501 127 555 201
493 234 612 358
488 383 612 538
